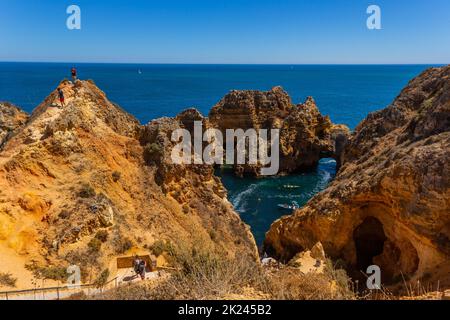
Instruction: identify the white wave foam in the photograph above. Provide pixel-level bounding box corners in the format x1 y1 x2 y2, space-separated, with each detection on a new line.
320 159 337 165
231 184 258 213
320 170 332 183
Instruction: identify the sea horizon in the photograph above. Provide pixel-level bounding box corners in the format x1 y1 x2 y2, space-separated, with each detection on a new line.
1 63 441 127
0 61 447 66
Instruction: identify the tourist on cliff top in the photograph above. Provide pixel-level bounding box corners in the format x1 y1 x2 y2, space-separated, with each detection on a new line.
57 88 65 107
71 67 77 82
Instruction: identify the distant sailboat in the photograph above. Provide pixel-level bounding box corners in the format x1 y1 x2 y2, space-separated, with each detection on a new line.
138 69 142 74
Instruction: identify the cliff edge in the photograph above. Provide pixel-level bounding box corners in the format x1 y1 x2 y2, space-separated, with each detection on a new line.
0 80 257 289
265 66 450 290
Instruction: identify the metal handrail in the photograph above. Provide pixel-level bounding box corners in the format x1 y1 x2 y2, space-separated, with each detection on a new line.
0 276 119 300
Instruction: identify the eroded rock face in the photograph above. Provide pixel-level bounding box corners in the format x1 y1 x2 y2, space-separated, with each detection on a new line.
209 87 350 176
0 102 29 146
265 66 450 288
0 80 257 288
139 114 257 257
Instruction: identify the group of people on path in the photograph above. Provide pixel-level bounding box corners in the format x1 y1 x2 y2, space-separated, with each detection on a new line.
57 67 78 107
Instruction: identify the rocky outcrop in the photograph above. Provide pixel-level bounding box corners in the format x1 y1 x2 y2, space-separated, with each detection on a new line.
0 102 29 146
288 242 327 275
139 115 256 256
209 87 350 176
265 66 450 289
0 80 257 288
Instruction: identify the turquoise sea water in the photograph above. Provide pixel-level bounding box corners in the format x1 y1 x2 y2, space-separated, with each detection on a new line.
218 159 337 245
0 63 439 245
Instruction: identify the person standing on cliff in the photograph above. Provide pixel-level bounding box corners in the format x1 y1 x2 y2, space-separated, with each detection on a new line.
58 88 65 107
71 67 77 82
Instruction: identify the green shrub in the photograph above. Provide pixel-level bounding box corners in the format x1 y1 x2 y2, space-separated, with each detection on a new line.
94 269 110 288
32 266 67 282
58 210 71 219
112 171 121 182
150 240 175 257
143 142 163 165
78 183 96 198
95 230 109 243
114 237 133 254
88 238 102 252
0 272 17 288
209 230 217 241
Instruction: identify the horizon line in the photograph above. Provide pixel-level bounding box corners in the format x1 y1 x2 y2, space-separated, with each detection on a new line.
0 60 448 66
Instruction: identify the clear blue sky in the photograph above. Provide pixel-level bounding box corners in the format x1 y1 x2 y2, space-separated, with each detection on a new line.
1 0 449 64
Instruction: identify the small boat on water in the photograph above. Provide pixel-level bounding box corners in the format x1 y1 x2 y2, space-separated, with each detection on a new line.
277 201 299 211
283 184 301 189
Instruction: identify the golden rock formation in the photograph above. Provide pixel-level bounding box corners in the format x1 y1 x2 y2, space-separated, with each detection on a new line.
209 86 350 176
0 80 257 289
265 66 450 290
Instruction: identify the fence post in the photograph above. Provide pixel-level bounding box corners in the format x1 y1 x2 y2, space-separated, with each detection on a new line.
57 287 60 300
5 292 8 301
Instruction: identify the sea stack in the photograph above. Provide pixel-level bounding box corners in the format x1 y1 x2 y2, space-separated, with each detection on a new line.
208 86 350 177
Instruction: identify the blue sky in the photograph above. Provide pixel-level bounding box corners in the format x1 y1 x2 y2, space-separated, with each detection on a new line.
0 0 449 64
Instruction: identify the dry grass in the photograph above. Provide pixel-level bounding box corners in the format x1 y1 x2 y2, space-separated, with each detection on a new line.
93 244 356 300
266 260 355 300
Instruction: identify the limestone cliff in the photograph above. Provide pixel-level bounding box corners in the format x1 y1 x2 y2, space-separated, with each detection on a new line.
265 66 450 289
0 80 257 289
0 102 29 146
208 87 350 176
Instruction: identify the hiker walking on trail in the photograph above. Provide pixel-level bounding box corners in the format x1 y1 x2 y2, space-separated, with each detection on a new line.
57 88 65 107
133 256 141 274
138 260 147 280
132 256 147 280
71 67 77 82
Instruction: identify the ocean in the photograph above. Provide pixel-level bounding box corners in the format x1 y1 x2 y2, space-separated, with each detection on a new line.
0 63 438 246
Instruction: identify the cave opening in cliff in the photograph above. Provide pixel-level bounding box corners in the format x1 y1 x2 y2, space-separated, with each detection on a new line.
353 216 387 272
